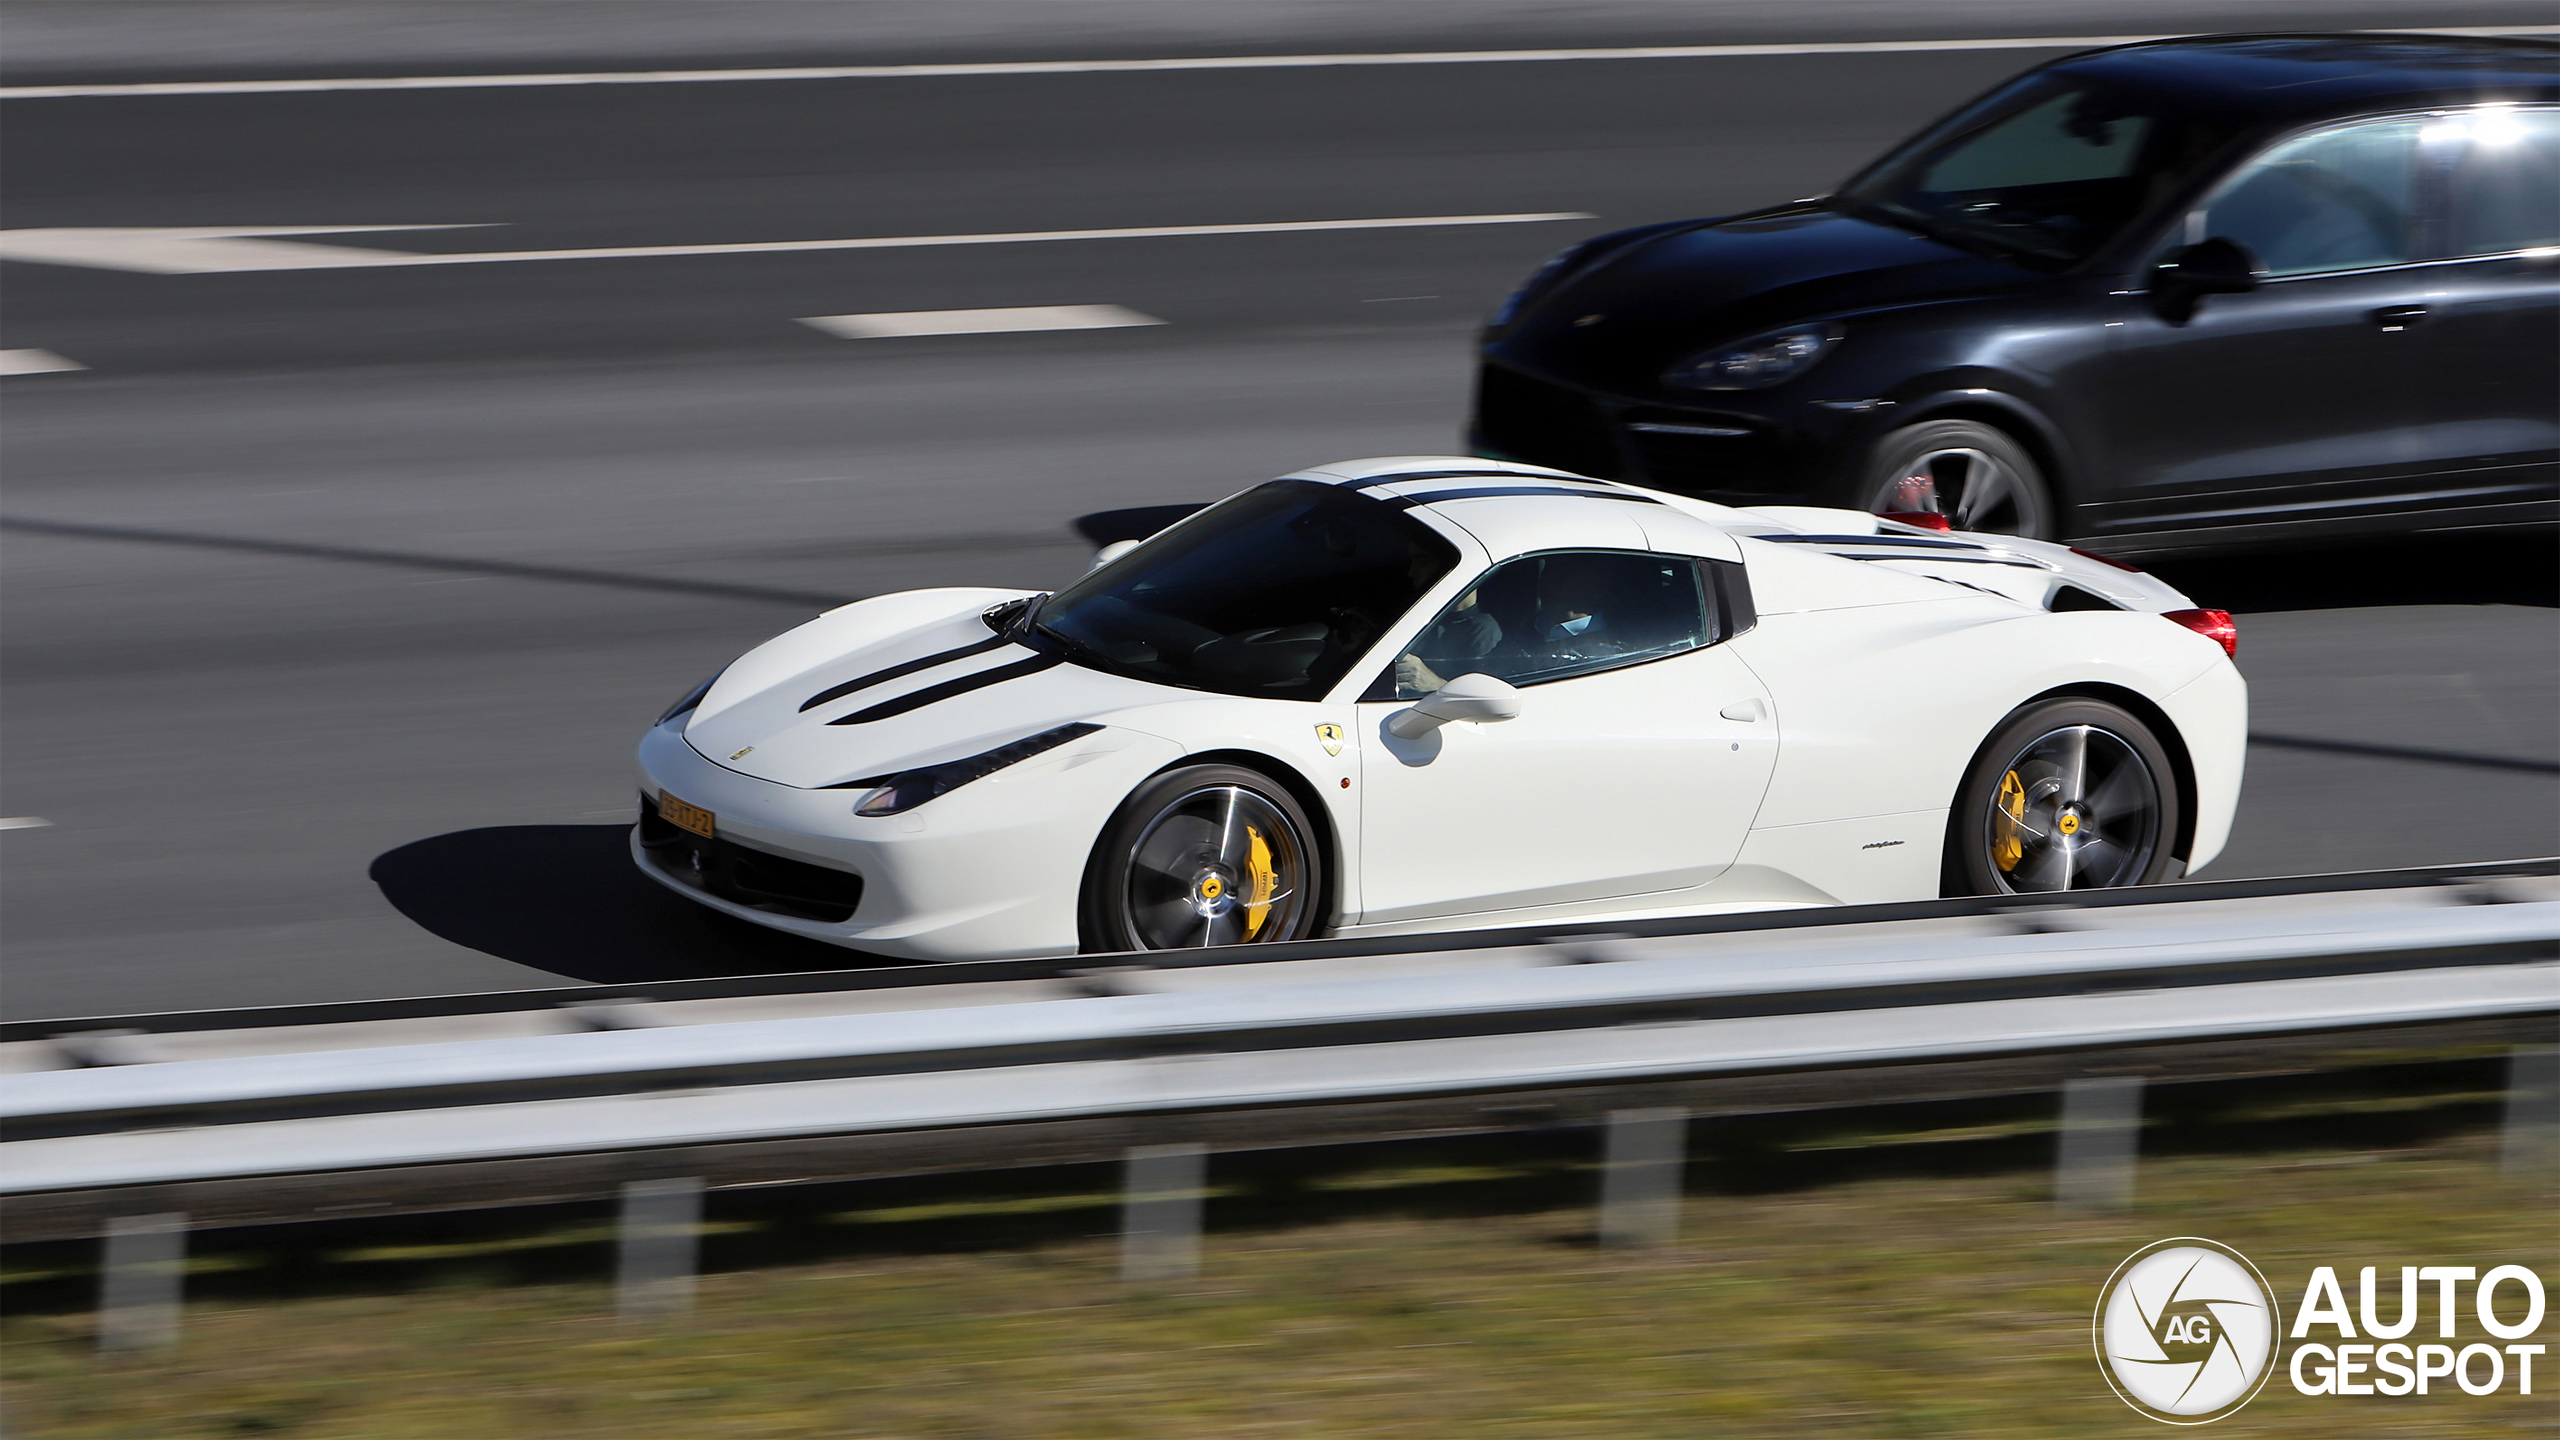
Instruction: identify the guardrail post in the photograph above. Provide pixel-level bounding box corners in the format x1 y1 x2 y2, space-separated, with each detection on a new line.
2503 1044 2559 1184
616 1177 702 1318
1121 1143 1207 1285
2056 1076 2143 1210
1598 1107 1686 1248
98 1213 186 1352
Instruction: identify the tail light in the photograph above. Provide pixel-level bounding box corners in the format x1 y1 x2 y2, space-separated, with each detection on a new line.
1879 511 1951 532
2070 545 2146 573
2163 608 2237 657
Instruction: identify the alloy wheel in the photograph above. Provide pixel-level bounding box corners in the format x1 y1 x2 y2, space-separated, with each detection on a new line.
1118 784 1311 948
1984 724 2162 893
1871 444 2048 536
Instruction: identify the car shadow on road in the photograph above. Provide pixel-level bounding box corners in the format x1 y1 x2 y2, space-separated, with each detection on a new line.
370 824 869 984
2144 531 2557 612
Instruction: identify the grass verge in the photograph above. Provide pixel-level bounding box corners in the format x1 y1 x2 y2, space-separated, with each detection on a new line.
3 1061 2552 1437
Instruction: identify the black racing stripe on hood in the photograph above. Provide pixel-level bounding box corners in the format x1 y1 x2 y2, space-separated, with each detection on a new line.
1377 485 1661 511
798 633 1009 713
826 653 1066 725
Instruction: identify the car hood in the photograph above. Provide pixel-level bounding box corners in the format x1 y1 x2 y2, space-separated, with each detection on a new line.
677 588 1175 789
1497 207 2044 393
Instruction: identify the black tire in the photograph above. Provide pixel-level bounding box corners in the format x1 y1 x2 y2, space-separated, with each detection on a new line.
1856 419 2055 539
1081 764 1323 953
1946 699 2182 896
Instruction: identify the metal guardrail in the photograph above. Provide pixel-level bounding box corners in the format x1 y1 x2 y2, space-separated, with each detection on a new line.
9 856 2555 1042
5 876 2553 1241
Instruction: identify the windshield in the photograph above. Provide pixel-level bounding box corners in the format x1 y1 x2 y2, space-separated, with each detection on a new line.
1839 73 2241 266
1030 479 1460 700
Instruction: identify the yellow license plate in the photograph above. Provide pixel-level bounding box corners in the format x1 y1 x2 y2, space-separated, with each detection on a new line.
658 790 716 839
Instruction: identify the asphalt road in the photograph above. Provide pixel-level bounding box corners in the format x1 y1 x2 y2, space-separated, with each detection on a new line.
4 22 2554 1020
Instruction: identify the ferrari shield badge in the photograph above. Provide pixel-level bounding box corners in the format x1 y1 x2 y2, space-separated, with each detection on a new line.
1314 723 1345 757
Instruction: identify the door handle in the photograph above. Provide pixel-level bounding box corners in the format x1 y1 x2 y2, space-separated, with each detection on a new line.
1719 699 1766 723
2368 305 2429 332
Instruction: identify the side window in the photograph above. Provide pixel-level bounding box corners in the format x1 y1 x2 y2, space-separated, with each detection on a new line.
2439 106 2560 258
2197 119 2420 276
1392 551 1713 699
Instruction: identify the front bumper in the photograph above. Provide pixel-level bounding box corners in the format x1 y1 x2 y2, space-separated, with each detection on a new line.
1469 358 1874 503
637 794 867 922
632 719 1183 961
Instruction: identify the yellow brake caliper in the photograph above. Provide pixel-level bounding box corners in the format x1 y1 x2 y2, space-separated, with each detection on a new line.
1993 769 2027 872
1242 825 1278 938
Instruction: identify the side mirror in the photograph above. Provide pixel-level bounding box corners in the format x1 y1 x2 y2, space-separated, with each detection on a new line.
1089 538 1142 571
2149 237 2261 320
1387 672 1524 739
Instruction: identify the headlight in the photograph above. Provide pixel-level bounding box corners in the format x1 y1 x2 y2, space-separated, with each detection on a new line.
852 723 1103 817
1665 325 1842 391
656 668 727 726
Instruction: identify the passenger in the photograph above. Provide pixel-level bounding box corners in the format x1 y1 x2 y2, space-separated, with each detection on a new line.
1394 586 1501 695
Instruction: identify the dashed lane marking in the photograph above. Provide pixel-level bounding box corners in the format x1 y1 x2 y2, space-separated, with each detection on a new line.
0 225 493 274
0 817 55 830
0 349 85 375
2 28 2551 98
0 214 1591 275
800 304 1163 339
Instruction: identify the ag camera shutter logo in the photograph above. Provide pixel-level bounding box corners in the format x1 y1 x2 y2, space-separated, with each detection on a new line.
2094 1238 2281 1423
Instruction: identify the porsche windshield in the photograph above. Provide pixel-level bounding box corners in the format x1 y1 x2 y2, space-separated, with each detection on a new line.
1029 479 1459 700
1838 73 2240 266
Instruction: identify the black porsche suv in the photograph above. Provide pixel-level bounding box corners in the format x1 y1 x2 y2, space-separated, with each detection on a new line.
1470 34 2560 549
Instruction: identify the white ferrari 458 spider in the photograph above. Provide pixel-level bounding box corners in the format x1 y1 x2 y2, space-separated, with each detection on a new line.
634 457 2244 960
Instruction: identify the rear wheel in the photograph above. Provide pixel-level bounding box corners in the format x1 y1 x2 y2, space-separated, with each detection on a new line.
1081 765 1321 952
1947 699 2181 896
1857 419 2054 538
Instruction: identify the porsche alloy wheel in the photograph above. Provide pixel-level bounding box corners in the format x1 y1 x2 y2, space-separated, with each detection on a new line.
1951 700 2181 896
1085 765 1320 952
1859 420 2054 539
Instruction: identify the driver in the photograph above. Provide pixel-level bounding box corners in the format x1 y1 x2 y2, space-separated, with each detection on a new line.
1514 552 1635 664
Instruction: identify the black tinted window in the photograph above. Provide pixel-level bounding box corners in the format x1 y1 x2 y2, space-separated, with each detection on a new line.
2442 107 2560 257
1035 480 1457 700
1393 551 1711 699
1841 74 2240 266
2200 119 2419 276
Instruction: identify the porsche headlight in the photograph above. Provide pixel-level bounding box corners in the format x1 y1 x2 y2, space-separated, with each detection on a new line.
851 723 1102 817
1665 325 1842 391
656 667 728 726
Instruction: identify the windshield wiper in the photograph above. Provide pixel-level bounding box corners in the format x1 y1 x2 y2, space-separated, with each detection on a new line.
1031 617 1133 678
984 592 1045 637
1840 196 2054 268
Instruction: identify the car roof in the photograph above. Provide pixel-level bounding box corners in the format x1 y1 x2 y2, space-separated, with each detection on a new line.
1283 456 1746 560
2054 34 2560 121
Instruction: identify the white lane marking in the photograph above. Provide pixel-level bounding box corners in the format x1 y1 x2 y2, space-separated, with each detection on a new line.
0 817 54 829
801 304 1163 339
0 349 85 375
0 224 488 274
3 28 2552 99
0 214 1590 275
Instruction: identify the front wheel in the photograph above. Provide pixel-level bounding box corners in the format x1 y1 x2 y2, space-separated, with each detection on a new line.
1947 699 2182 896
1081 764 1322 952
1856 419 2054 539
